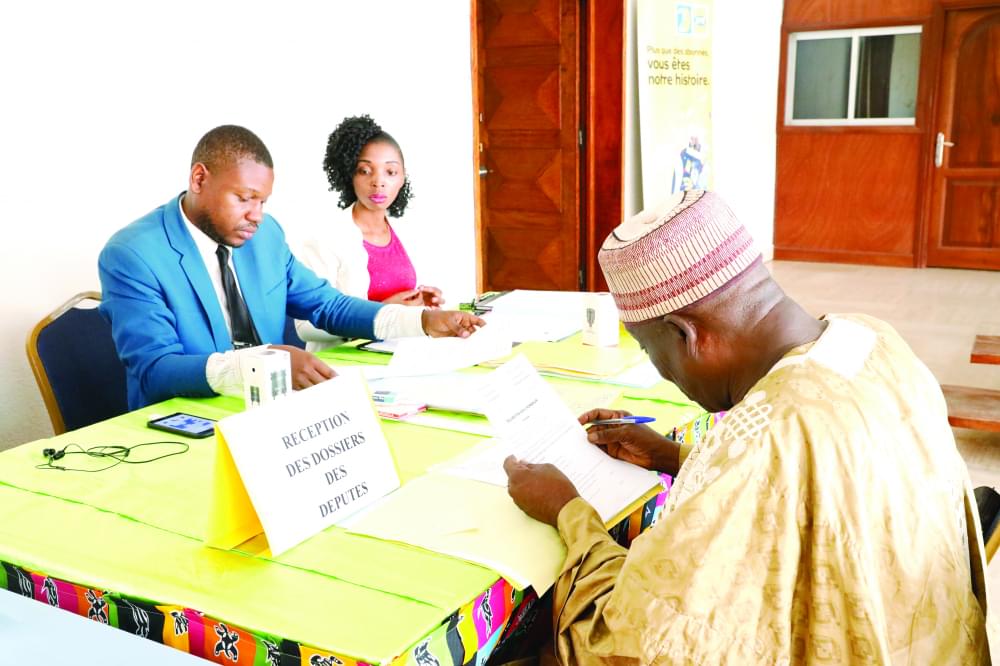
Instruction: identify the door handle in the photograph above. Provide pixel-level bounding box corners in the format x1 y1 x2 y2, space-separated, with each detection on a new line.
935 132 955 168
478 167 490 176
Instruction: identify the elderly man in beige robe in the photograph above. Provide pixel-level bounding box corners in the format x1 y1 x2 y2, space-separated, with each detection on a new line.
503 191 989 664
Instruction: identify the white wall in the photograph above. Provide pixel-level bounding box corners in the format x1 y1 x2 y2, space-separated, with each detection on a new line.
2 1 781 448
625 0 783 258
0 1 475 447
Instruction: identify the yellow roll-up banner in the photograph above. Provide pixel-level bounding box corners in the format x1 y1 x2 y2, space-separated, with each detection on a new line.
637 0 713 200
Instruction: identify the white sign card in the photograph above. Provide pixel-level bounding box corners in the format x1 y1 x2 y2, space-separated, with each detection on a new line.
212 370 400 556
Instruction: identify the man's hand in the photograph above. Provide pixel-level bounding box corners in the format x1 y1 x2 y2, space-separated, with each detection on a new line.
578 408 680 474
503 456 580 527
421 309 485 338
268 345 336 390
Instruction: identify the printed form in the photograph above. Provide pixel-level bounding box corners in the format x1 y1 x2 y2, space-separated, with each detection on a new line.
446 355 658 521
387 324 512 376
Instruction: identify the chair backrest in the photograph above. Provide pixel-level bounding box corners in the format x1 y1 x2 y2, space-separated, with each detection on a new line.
975 485 1000 564
26 292 128 434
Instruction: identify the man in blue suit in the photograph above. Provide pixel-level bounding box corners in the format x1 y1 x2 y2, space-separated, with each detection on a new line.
100 125 482 409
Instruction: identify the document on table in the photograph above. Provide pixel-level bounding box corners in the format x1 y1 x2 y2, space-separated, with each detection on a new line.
480 341 643 379
449 355 658 522
387 325 512 376
372 373 621 438
369 373 489 414
599 359 664 388
431 437 510 484
328 365 397 382
347 473 567 594
481 290 589 342
367 372 621 417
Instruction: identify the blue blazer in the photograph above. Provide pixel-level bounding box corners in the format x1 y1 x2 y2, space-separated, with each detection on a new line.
99 195 383 409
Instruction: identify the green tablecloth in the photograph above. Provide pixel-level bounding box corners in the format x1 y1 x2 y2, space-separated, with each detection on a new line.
0 349 702 663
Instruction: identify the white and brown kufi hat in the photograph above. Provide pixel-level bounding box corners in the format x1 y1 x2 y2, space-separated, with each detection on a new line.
598 190 760 323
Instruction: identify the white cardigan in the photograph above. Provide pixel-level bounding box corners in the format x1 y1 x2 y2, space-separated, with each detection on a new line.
299 205 372 300
295 206 421 352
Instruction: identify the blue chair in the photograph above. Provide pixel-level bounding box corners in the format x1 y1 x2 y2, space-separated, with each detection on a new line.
26 292 128 434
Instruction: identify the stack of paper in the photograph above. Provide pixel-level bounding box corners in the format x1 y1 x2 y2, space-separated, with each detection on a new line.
481 341 646 380
481 290 591 342
366 372 622 437
387 325 512 376
369 373 489 414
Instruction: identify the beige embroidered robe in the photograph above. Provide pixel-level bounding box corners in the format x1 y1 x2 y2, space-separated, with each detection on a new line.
553 315 989 665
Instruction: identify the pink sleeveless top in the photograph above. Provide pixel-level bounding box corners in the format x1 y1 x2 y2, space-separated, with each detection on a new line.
364 224 417 302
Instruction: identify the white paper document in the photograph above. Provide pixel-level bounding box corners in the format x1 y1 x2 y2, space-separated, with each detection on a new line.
329 365 397 382
432 437 509 485
387 325 512 376
570 359 664 389
368 372 489 414
392 412 495 437
447 355 658 522
482 290 589 342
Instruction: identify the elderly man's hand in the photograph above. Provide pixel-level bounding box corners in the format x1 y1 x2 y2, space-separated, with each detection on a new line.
578 408 680 475
503 456 580 527
421 309 485 338
268 345 336 389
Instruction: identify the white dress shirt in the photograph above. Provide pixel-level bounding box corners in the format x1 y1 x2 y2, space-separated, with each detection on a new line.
178 198 425 396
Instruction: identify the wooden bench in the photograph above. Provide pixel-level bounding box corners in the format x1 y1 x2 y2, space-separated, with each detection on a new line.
942 335 1000 432
971 335 1000 366
942 385 1000 433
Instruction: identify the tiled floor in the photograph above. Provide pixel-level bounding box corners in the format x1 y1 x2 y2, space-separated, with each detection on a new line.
769 260 1000 655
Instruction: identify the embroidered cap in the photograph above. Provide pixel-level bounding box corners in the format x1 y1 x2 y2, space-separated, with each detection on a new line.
598 190 760 322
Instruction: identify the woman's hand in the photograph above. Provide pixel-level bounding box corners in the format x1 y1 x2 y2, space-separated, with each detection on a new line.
421 310 485 338
383 288 424 306
383 285 444 308
417 285 443 308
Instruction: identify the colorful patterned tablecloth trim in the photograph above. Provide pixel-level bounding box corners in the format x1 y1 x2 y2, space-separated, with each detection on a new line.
0 407 731 664
668 410 726 445
1 560 368 666
0 479 673 666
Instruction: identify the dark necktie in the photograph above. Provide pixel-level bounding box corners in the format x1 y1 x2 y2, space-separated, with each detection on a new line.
216 245 261 348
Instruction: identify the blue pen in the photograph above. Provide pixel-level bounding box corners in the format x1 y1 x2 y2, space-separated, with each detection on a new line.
588 416 656 425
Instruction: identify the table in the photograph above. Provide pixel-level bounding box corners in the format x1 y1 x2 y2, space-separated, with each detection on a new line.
0 342 702 665
942 334 1000 432
971 335 1000 365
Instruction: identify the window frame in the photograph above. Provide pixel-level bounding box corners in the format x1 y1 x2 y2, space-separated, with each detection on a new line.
784 25 923 127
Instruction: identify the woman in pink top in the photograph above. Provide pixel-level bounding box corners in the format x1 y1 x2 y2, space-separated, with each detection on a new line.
313 114 443 307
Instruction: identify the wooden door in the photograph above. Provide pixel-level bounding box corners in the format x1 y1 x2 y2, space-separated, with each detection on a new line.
474 0 581 291
927 7 1000 269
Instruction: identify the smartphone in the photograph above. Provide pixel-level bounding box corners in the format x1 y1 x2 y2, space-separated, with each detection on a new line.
357 339 398 355
147 412 216 439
